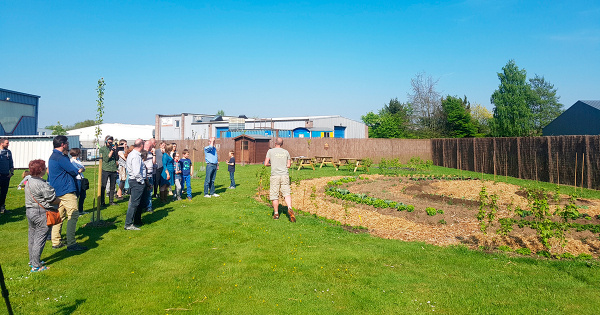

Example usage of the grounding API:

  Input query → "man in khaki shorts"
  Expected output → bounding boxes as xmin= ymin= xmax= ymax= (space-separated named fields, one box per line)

xmin=264 ymin=137 xmax=295 ymax=222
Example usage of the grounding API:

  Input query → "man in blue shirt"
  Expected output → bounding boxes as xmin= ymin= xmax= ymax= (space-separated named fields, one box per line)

xmin=48 ymin=136 xmax=87 ymax=251
xmin=203 ymin=137 xmax=219 ymax=198
xmin=0 ymin=137 xmax=14 ymax=214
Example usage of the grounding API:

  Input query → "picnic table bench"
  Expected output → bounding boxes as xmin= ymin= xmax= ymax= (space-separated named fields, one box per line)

xmin=314 ymin=156 xmax=335 ymax=168
xmin=292 ymin=156 xmax=315 ymax=171
xmin=335 ymin=158 xmax=369 ymax=172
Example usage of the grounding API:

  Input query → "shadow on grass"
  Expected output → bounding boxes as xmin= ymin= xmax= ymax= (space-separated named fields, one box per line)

xmin=53 ymin=298 xmax=86 ymax=315
xmin=142 ymin=206 xmax=173 ymax=225
xmin=0 ymin=205 xmax=26 ymax=224
xmin=43 ymin=216 xmax=119 ymax=264
xmin=274 ymin=204 xmax=295 ymax=222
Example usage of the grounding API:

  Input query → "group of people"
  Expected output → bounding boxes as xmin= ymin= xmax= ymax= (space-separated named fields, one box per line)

xmin=14 ymin=133 xmax=294 ymax=273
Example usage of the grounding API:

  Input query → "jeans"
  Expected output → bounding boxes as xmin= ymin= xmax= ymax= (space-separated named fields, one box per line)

xmin=229 ymin=171 xmax=235 ymax=188
xmin=204 ymin=163 xmax=217 ymax=195
xmin=76 ymin=179 xmax=87 ymax=212
xmin=182 ymin=175 xmax=191 ymax=197
xmin=125 ymin=179 xmax=149 ymax=226
xmin=154 ymin=167 xmax=163 ymax=196
xmin=146 ymin=176 xmax=154 ymax=210
xmin=174 ymin=175 xmax=182 ymax=199
xmin=101 ymin=171 xmax=118 ymax=204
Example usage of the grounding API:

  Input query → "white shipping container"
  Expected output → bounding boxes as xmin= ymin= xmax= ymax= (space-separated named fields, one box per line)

xmin=5 ymin=135 xmax=80 ymax=169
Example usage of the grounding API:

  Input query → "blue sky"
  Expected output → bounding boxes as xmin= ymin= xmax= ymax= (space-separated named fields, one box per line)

xmin=2 ymin=0 xmax=599 ymax=128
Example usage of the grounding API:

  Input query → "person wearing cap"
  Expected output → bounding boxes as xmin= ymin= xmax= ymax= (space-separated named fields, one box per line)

xmin=99 ymin=135 xmax=119 ymax=206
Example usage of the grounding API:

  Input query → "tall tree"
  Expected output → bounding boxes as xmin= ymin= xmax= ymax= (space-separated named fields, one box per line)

xmin=528 ymin=74 xmax=563 ymax=135
xmin=490 ymin=60 xmax=533 ymax=137
xmin=216 ymin=110 xmax=225 ymax=116
xmin=441 ymin=96 xmax=477 ymax=138
xmin=407 ymin=72 xmax=443 ymax=136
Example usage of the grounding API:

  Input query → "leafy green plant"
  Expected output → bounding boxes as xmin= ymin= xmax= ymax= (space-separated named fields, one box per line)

xmin=560 ymin=252 xmax=576 ymax=259
xmin=498 ymin=245 xmax=513 ymax=252
xmin=553 ymin=185 xmax=561 ymax=203
xmin=438 ymin=219 xmax=447 ymax=225
xmin=537 ymin=250 xmax=552 ymax=258
xmin=362 ymin=158 xmax=373 ymax=168
xmin=554 ymin=194 xmax=581 ymax=222
xmin=515 ymin=248 xmax=532 ymax=255
xmin=497 ymin=218 xmax=514 ymax=235
xmin=426 ymin=207 xmax=437 ymax=216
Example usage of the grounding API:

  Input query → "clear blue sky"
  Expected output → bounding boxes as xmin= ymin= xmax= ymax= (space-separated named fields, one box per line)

xmin=2 ymin=0 xmax=599 ymax=128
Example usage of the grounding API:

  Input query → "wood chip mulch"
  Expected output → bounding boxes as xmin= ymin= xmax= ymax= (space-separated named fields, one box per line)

xmin=288 ymin=175 xmax=600 ymax=258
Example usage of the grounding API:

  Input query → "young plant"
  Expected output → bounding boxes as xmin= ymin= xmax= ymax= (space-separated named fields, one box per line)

xmin=426 ymin=207 xmax=437 ymax=216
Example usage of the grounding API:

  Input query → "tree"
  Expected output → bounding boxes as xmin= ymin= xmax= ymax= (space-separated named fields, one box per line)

xmin=441 ymin=96 xmax=477 ymax=138
xmin=216 ymin=110 xmax=225 ymax=116
xmin=470 ymin=103 xmax=492 ymax=136
xmin=407 ymin=72 xmax=443 ymax=136
xmin=361 ymin=98 xmax=411 ymax=138
xmin=46 ymin=121 xmax=67 ymax=135
xmin=528 ymin=75 xmax=563 ymax=135
xmin=490 ymin=60 xmax=533 ymax=137
xmin=70 ymin=119 xmax=97 ymax=130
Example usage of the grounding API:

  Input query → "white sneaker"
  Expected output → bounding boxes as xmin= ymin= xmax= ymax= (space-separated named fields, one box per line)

xmin=204 ymin=194 xmax=211 ymax=198
xmin=211 ymin=194 xmax=220 ymax=197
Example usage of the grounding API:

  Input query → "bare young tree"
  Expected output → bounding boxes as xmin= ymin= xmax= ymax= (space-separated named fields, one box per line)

xmin=407 ymin=72 xmax=443 ymax=135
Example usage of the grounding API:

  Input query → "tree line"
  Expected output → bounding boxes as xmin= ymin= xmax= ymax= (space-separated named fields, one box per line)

xmin=362 ymin=60 xmax=563 ymax=138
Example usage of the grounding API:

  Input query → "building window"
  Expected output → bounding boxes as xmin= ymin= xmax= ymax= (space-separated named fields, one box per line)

xmin=323 ymin=132 xmax=330 ymax=138
xmin=241 ymin=140 xmax=249 ymax=150
xmin=175 ymin=120 xmax=180 ymax=128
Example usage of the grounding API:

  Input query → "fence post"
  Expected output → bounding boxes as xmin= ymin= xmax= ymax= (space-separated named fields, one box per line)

xmin=473 ymin=138 xmax=477 ymax=174
xmin=517 ymin=138 xmax=522 ymax=179
xmin=547 ymin=137 xmax=553 ymax=184
xmin=456 ymin=138 xmax=460 ymax=170
xmin=586 ymin=136 xmax=592 ymax=189
xmin=493 ymin=138 xmax=497 ymax=177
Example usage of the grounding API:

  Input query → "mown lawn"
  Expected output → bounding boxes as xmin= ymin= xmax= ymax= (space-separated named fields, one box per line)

xmin=0 ymin=163 xmax=599 ymax=314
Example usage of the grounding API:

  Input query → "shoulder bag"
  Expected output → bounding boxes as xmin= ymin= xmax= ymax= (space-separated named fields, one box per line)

xmin=30 ymin=192 xmax=62 ymax=226
xmin=81 ymin=177 xmax=90 ymax=190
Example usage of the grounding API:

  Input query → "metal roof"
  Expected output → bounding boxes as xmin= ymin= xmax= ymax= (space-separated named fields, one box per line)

xmin=0 ymin=88 xmax=41 ymax=99
xmin=580 ymin=100 xmax=600 ymax=110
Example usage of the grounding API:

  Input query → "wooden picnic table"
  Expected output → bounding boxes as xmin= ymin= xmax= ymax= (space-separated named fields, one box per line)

xmin=314 ymin=156 xmax=335 ymax=168
xmin=335 ymin=158 xmax=368 ymax=172
xmin=293 ymin=157 xmax=315 ymax=171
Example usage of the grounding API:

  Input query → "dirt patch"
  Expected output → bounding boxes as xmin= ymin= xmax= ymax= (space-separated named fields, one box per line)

xmin=290 ymin=175 xmax=600 ymax=258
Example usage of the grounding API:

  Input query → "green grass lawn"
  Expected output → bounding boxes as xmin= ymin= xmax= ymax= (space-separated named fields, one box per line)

xmin=1 ymin=163 xmax=599 ymax=314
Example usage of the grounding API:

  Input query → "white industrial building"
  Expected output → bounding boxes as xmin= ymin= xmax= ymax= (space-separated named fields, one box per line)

xmin=67 ymin=123 xmax=155 ymax=148
xmin=155 ymin=114 xmax=368 ymax=140
xmin=3 ymin=135 xmax=80 ymax=169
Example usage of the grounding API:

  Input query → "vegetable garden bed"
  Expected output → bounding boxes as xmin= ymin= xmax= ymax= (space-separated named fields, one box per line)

xmin=290 ymin=175 xmax=600 ymax=259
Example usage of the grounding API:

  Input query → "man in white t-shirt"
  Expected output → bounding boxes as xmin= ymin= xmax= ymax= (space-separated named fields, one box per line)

xmin=264 ymin=137 xmax=295 ymax=222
